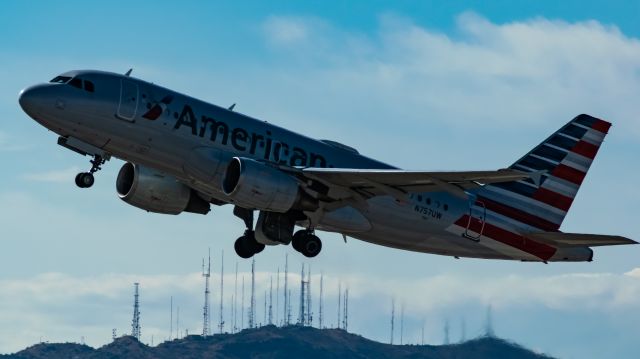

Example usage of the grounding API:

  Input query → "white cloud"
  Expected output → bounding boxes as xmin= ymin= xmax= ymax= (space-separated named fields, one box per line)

xmin=255 ymin=13 xmax=640 ymax=139
xmin=22 ymin=166 xmax=82 ymax=183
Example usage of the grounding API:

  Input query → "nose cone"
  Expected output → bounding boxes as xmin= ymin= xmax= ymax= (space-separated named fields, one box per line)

xmin=19 ymin=84 xmax=47 ymax=118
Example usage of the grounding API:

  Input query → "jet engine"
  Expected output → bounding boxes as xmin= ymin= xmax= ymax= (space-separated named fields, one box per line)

xmin=116 ymin=162 xmax=210 ymax=215
xmin=222 ymin=157 xmax=317 ymax=213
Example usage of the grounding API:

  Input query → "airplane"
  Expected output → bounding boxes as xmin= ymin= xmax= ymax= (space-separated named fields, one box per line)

xmin=18 ymin=69 xmax=636 ymax=261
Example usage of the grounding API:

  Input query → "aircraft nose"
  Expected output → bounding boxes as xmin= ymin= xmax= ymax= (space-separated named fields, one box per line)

xmin=18 ymin=84 xmax=47 ymax=116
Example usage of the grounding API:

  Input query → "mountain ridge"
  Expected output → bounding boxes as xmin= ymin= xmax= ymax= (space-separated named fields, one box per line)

xmin=2 ymin=325 xmax=556 ymax=359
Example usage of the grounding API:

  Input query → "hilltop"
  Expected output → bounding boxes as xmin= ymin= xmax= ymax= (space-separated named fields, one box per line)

xmin=2 ymin=325 xmax=555 ymax=359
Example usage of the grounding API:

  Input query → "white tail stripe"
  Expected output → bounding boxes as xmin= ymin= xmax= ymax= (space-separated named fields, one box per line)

xmin=542 ymin=177 xmax=578 ymax=198
xmin=582 ymin=128 xmax=607 ymax=146
xmin=562 ymin=152 xmax=592 ymax=173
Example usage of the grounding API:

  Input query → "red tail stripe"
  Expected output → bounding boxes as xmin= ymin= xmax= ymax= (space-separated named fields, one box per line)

xmin=454 ymin=216 xmax=557 ymax=261
xmin=477 ymin=196 xmax=560 ymax=231
xmin=552 ymin=164 xmax=586 ymax=185
xmin=592 ymin=119 xmax=611 ymax=134
xmin=533 ymin=188 xmax=573 ymax=212
xmin=571 ymin=140 xmax=599 ymax=159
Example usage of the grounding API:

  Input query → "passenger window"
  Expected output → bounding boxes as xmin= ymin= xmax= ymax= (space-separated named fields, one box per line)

xmin=69 ymin=78 xmax=82 ymax=89
xmin=417 ymin=195 xmax=423 ymax=202
xmin=84 ymin=81 xmax=95 ymax=92
xmin=426 ymin=198 xmax=431 ymax=205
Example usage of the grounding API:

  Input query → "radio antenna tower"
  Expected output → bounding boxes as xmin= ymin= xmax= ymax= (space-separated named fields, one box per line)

xmin=131 ymin=282 xmax=141 ymax=340
xmin=249 ymin=258 xmax=256 ymax=328
xmin=342 ymin=288 xmax=349 ymax=331
xmin=219 ymin=250 xmax=225 ymax=334
xmin=241 ymin=276 xmax=245 ymax=330
xmin=443 ymin=319 xmax=450 ymax=345
xmin=268 ymin=276 xmax=273 ymax=325
xmin=390 ymin=298 xmax=395 ymax=344
xmin=318 ymin=273 xmax=324 ymax=329
xmin=306 ymin=267 xmax=312 ymax=326
xmin=275 ymin=268 xmax=280 ymax=326
xmin=283 ymin=255 xmax=289 ymax=326
xmin=170 ymin=296 xmax=173 ymax=340
xmin=337 ymin=282 xmax=342 ymax=329
xmin=287 ymin=289 xmax=292 ymax=326
xmin=485 ymin=305 xmax=495 ymax=337
xmin=400 ymin=303 xmax=404 ymax=345
xmin=202 ymin=248 xmax=211 ymax=337
xmin=264 ymin=291 xmax=267 ymax=325
xmin=298 ymin=264 xmax=306 ymax=325
xmin=233 ymin=262 xmax=238 ymax=332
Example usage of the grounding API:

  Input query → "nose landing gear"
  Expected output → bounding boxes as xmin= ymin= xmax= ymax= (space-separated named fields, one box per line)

xmin=75 ymin=154 xmax=106 ymax=188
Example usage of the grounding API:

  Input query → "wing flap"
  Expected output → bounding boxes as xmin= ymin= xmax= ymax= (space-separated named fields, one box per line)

xmin=527 ymin=232 xmax=637 ymax=248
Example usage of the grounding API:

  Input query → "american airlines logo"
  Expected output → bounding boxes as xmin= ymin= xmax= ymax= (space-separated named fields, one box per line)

xmin=172 ymin=104 xmax=330 ymax=168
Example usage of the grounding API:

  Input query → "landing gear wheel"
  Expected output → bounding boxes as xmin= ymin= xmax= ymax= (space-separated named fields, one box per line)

xmin=75 ymin=172 xmax=95 ymax=188
xmin=246 ymin=230 xmax=265 ymax=254
xmin=234 ymin=236 xmax=254 ymax=259
xmin=74 ymin=154 xmax=106 ymax=188
xmin=301 ymin=235 xmax=322 ymax=258
xmin=292 ymin=230 xmax=322 ymax=258
xmin=233 ymin=231 xmax=266 ymax=259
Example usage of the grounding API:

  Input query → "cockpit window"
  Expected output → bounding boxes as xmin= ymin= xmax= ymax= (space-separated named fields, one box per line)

xmin=84 ymin=80 xmax=95 ymax=92
xmin=50 ymin=76 xmax=71 ymax=83
xmin=69 ymin=78 xmax=82 ymax=89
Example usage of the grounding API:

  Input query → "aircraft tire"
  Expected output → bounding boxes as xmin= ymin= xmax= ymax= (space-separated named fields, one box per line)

xmin=234 ymin=236 xmax=254 ymax=259
xmin=75 ymin=172 xmax=94 ymax=188
xmin=291 ymin=230 xmax=307 ymax=252
xmin=300 ymin=234 xmax=322 ymax=258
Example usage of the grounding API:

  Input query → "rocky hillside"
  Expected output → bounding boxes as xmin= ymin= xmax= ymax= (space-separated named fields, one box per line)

xmin=2 ymin=325 xmax=555 ymax=359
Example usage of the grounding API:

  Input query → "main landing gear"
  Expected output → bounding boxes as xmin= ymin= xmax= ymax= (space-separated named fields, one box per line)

xmin=75 ymin=154 xmax=105 ymax=188
xmin=233 ymin=206 xmax=266 ymax=259
xmin=232 ymin=207 xmax=323 ymax=259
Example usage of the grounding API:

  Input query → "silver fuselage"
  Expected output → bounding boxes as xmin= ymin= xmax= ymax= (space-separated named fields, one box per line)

xmin=19 ymin=70 xmax=590 ymax=262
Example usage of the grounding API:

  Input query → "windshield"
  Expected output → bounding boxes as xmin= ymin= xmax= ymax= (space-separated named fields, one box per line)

xmin=50 ymin=76 xmax=71 ymax=84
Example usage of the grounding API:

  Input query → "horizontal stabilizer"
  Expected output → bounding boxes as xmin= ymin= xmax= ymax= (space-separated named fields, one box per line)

xmin=527 ymin=232 xmax=637 ymax=248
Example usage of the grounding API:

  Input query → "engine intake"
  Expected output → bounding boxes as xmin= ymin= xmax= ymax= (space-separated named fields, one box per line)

xmin=116 ymin=162 xmax=210 ymax=215
xmin=222 ymin=157 xmax=317 ymax=213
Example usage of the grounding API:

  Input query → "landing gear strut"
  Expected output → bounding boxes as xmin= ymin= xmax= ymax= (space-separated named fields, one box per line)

xmin=232 ymin=206 xmax=265 ymax=258
xmin=75 ymin=155 xmax=106 ymax=188
xmin=292 ymin=229 xmax=322 ymax=258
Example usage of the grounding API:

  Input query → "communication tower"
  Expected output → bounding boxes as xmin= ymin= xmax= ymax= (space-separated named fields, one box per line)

xmin=131 ymin=282 xmax=141 ymax=340
xmin=202 ymin=249 xmax=211 ymax=337
xmin=318 ymin=273 xmax=324 ymax=329
xmin=249 ymin=258 xmax=256 ymax=328
xmin=219 ymin=250 xmax=225 ymax=333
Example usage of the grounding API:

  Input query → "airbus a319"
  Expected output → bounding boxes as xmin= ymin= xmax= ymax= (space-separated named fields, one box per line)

xmin=18 ymin=69 xmax=636 ymax=261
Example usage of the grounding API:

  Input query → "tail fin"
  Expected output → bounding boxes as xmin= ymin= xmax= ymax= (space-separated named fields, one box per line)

xmin=478 ymin=114 xmax=610 ymax=231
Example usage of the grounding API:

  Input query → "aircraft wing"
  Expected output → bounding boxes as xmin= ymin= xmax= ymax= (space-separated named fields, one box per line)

xmin=526 ymin=232 xmax=637 ymax=247
xmin=297 ymin=168 xmax=535 ymax=201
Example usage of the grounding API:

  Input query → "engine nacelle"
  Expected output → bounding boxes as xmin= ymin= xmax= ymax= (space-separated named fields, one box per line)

xmin=116 ymin=162 xmax=210 ymax=215
xmin=222 ymin=157 xmax=317 ymax=213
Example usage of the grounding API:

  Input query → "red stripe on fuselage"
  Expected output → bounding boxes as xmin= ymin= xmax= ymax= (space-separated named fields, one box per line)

xmin=477 ymin=196 xmax=560 ymax=231
xmin=454 ymin=216 xmax=557 ymax=261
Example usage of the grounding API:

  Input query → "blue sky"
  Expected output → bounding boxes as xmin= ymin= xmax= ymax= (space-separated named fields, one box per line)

xmin=1 ymin=1 xmax=640 ymax=358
